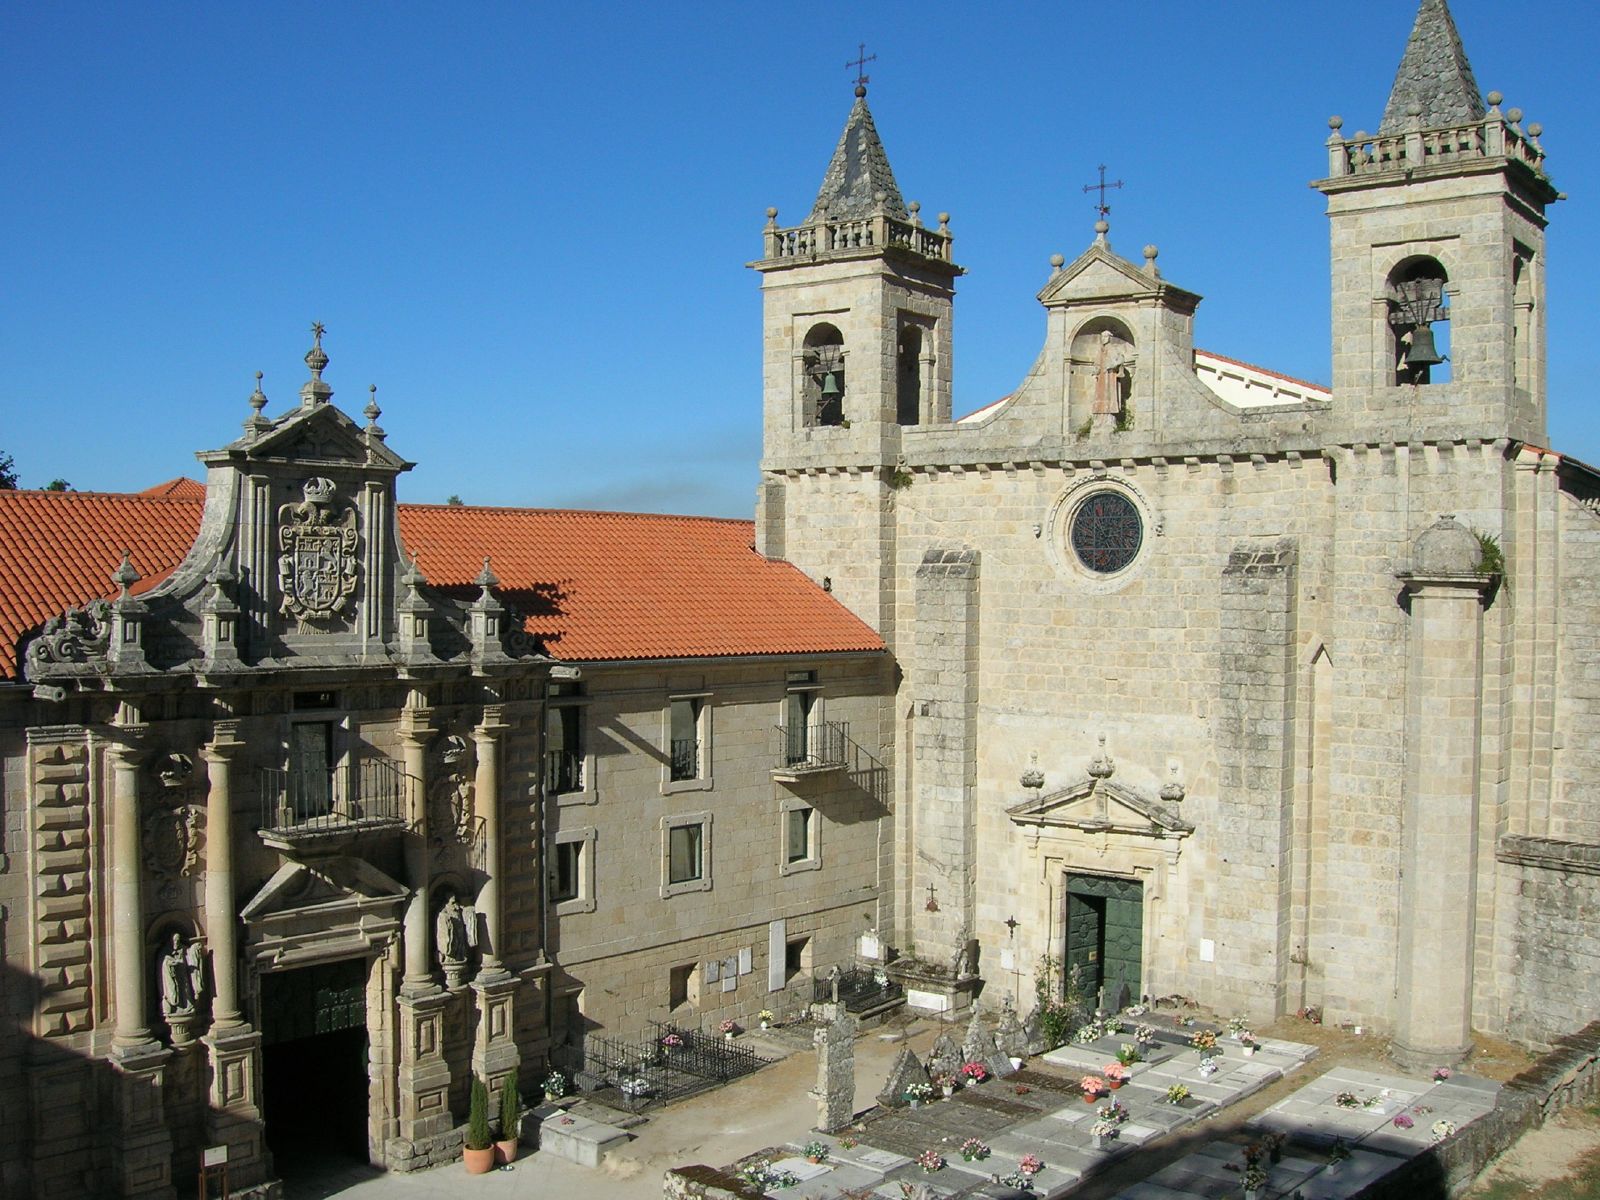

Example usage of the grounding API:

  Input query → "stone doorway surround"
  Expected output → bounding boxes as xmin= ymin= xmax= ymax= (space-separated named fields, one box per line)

xmin=1006 ymin=771 xmax=1191 ymax=1004
xmin=240 ymin=856 xmax=408 ymax=1164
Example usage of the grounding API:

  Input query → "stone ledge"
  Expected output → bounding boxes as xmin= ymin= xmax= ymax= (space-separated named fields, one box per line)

xmin=1496 ymin=835 xmax=1600 ymax=875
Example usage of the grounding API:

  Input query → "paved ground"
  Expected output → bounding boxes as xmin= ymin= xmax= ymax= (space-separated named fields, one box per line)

xmin=283 ymin=1021 xmax=945 ymax=1199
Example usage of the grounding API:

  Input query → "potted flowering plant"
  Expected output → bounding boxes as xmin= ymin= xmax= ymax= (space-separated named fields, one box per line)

xmin=1240 ymin=1034 xmax=1258 ymax=1057
xmin=719 ymin=1017 xmax=739 ymax=1040
xmin=757 ymin=1009 xmax=775 ymax=1030
xmin=1433 ymin=1066 xmax=1452 ymax=1081
xmin=1165 ymin=1083 xmax=1190 ymax=1105
xmin=959 ymin=1061 xmax=989 ymax=1086
xmin=801 ymin=1139 xmax=830 ymax=1164
xmin=542 ymin=1069 xmax=567 ymax=1102
xmin=1018 ymin=1153 xmax=1045 ymax=1180
xmin=1242 ymin=1161 xmax=1269 ymax=1198
xmin=903 ymin=1081 xmax=933 ymax=1108
xmin=1103 ymin=1062 xmax=1129 ymax=1088
xmin=959 ymin=1137 xmax=990 ymax=1162
xmin=1116 ymin=1042 xmax=1142 ymax=1066
xmin=1089 ymin=1119 xmax=1119 ymax=1149
xmin=1080 ymin=1074 xmax=1108 ymax=1101
xmin=914 ymin=1148 xmax=945 ymax=1173
xmin=934 ymin=1073 xmax=955 ymax=1097
xmin=1189 ymin=1029 xmax=1219 ymax=1057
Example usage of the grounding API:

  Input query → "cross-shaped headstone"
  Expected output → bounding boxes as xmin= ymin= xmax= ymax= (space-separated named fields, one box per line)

xmin=847 ymin=43 xmax=876 ymax=90
xmin=1083 ymin=164 xmax=1124 ymax=219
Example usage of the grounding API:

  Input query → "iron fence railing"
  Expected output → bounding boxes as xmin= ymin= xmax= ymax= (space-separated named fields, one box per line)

xmin=584 ymin=1021 xmax=774 ymax=1110
xmin=669 ymin=738 xmax=699 ymax=782
xmin=813 ymin=965 xmax=904 ymax=1014
xmin=259 ymin=757 xmax=409 ymax=834
xmin=545 ymin=749 xmax=584 ymax=795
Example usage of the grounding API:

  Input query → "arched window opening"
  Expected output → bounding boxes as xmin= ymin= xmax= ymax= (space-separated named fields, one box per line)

xmin=1388 ymin=257 xmax=1451 ymax=385
xmin=896 ymin=325 xmax=923 ymax=426
xmin=802 ymin=324 xmax=845 ymax=427
xmin=1512 ymin=249 xmax=1534 ymax=392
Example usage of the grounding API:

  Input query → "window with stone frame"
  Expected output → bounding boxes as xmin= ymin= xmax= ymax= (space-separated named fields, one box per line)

xmin=661 ymin=812 xmax=713 ymax=897
xmin=552 ymin=841 xmax=581 ymax=902
xmin=545 ymin=685 xmax=587 ymax=797
xmin=550 ymin=824 xmax=596 ymax=913
xmin=664 ymin=693 xmax=712 ymax=791
xmin=780 ymin=797 xmax=820 ymax=875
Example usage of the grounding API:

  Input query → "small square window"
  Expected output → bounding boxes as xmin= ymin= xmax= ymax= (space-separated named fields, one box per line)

xmin=785 ymin=936 xmax=810 ymax=983
xmin=786 ymin=807 xmax=812 ymax=864
xmin=669 ymin=823 xmax=703 ymax=884
xmin=669 ymin=963 xmax=696 ymax=1010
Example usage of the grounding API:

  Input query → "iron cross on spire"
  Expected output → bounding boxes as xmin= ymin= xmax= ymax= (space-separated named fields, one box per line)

xmin=847 ymin=43 xmax=876 ymax=91
xmin=1083 ymin=164 xmax=1124 ymax=219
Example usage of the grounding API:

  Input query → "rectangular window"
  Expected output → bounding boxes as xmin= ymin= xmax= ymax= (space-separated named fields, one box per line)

xmin=552 ymin=841 xmax=581 ymax=902
xmin=786 ymin=806 xmax=812 ymax=864
xmin=783 ymin=690 xmax=815 ymax=766
xmin=668 ymin=823 xmax=703 ymax=884
xmin=289 ymin=721 xmax=335 ymax=820
xmin=669 ymin=698 xmax=700 ymax=782
xmin=785 ymin=936 xmax=810 ymax=983
xmin=545 ymin=705 xmax=583 ymax=794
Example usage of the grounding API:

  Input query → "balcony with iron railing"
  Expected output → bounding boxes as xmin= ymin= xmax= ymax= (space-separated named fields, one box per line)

xmin=258 ymin=756 xmax=410 ymax=849
xmin=772 ymin=721 xmax=850 ymax=782
xmin=669 ymin=738 xmax=700 ymax=783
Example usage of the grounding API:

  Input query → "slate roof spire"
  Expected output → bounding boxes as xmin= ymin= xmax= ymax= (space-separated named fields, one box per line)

xmin=1379 ymin=0 xmax=1485 ymax=133
xmin=807 ymin=82 xmax=909 ymax=223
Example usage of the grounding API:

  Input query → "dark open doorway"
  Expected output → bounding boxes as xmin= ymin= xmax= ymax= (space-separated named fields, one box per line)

xmin=260 ymin=958 xmax=370 ymax=1173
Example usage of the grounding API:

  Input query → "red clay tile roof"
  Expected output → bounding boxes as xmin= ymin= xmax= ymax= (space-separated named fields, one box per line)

xmin=0 ymin=485 xmax=883 ymax=678
xmin=139 ymin=477 xmax=207 ymax=499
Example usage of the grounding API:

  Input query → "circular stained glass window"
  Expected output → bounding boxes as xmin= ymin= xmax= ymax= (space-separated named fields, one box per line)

xmin=1070 ymin=491 xmax=1143 ymax=574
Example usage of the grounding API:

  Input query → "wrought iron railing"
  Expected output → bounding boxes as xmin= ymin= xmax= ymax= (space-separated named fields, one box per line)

xmin=669 ymin=738 xmax=699 ymax=782
xmin=545 ymin=749 xmax=584 ymax=795
xmin=776 ymin=720 xmax=849 ymax=771
xmin=584 ymin=1021 xmax=775 ymax=1110
xmin=259 ymin=757 xmax=409 ymax=834
xmin=813 ymin=965 xmax=903 ymax=1015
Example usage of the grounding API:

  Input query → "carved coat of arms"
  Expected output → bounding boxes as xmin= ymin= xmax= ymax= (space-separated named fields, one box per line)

xmin=277 ymin=477 xmax=359 ymax=623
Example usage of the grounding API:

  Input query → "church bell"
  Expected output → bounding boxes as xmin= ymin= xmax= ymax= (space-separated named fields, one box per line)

xmin=819 ymin=370 xmax=842 ymax=399
xmin=1404 ymin=325 xmax=1445 ymax=369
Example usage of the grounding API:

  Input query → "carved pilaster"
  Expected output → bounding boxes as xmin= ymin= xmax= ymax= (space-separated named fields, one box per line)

xmin=202 ymin=1025 xmax=271 ymax=1189
xmin=471 ymin=972 xmax=520 ymax=1109
xmin=110 ymin=1044 xmax=177 ymax=1199
xmin=473 ymin=709 xmax=509 ymax=973
xmin=108 ymin=734 xmax=161 ymax=1056
xmin=398 ymin=694 xmax=435 ymax=997
xmin=393 ymin=988 xmax=452 ymax=1147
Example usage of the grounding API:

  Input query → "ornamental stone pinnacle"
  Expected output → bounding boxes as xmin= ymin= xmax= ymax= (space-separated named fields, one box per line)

xmin=300 ymin=321 xmax=333 ymax=408
xmin=1379 ymin=0 xmax=1485 ymax=134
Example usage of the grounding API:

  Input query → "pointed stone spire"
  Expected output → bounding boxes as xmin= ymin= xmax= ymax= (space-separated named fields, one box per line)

xmin=299 ymin=321 xmax=333 ymax=408
xmin=1379 ymin=0 xmax=1485 ymax=134
xmin=808 ymin=84 xmax=909 ymax=223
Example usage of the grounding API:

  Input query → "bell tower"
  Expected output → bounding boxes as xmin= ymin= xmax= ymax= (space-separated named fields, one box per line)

xmin=751 ymin=78 xmax=963 ymax=477
xmin=1313 ymin=0 xmax=1559 ymax=444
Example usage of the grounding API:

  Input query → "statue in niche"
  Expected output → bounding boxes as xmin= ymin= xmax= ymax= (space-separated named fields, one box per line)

xmin=1092 ymin=329 xmax=1133 ymax=416
xmin=428 ymin=733 xmax=475 ymax=845
xmin=158 ymin=930 xmax=206 ymax=1017
xmin=435 ymin=892 xmax=478 ymax=967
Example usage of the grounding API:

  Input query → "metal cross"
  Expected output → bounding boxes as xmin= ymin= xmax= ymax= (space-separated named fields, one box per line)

xmin=1083 ymin=164 xmax=1124 ymax=219
xmin=847 ymin=43 xmax=876 ymax=89
xmin=1005 ymin=915 xmax=1020 ymax=938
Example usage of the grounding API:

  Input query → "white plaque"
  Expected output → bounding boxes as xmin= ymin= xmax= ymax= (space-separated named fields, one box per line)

xmin=1000 ymin=947 xmax=1015 ymax=971
xmin=859 ymin=933 xmax=881 ymax=960
xmin=1200 ymin=938 xmax=1215 ymax=963
xmin=738 ymin=946 xmax=752 ymax=975
xmin=203 ymin=1145 xmax=228 ymax=1167
xmin=706 ymin=959 xmax=720 ymax=982
xmin=721 ymin=972 xmax=736 ymax=993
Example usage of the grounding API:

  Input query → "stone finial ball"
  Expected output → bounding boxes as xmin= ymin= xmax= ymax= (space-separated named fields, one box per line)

xmin=766 ymin=207 xmax=778 ymax=219
xmin=874 ymin=190 xmax=887 ymax=203
xmin=1529 ymin=123 xmax=1543 ymax=137
xmin=1050 ymin=253 xmax=1065 ymax=268
xmin=1508 ymin=108 xmax=1523 ymax=123
xmin=1487 ymin=90 xmax=1504 ymax=107
xmin=1143 ymin=244 xmax=1159 ymax=260
xmin=1353 ymin=131 xmax=1368 ymax=142
xmin=1329 ymin=115 xmax=1343 ymax=130
xmin=1412 ymin=514 xmax=1482 ymax=575
xmin=909 ymin=200 xmax=921 ymax=213
xmin=1094 ymin=219 xmax=1109 ymax=235
xmin=938 ymin=212 xmax=950 ymax=224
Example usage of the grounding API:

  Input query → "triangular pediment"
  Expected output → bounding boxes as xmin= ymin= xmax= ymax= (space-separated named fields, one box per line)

xmin=227 ymin=403 xmax=409 ymax=472
xmin=241 ymin=856 xmax=408 ymax=923
xmin=1038 ymin=243 xmax=1201 ymax=312
xmin=1007 ymin=777 xmax=1192 ymax=837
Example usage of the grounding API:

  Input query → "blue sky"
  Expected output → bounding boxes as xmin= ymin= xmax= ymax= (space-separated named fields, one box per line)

xmin=3 ymin=1 xmax=1597 ymax=516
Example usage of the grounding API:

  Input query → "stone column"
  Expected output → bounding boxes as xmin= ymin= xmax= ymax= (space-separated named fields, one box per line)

xmin=1393 ymin=516 xmax=1494 ymax=1068
xmin=199 ymin=722 xmax=269 ymax=1187
xmin=471 ymin=708 xmax=521 ymax=1116
xmin=106 ymin=730 xmax=177 ymax=1197
xmin=810 ymin=1002 xmax=857 ymax=1132
xmin=392 ymin=693 xmax=453 ymax=1156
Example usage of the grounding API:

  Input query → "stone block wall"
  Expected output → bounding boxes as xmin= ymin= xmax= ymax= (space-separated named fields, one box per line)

xmin=1497 ymin=838 xmax=1600 ymax=1048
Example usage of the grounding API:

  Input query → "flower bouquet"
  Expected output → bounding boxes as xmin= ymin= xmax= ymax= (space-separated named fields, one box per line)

xmin=1165 ymin=1083 xmax=1190 ymax=1104
xmin=757 ymin=1009 xmax=775 ymax=1029
xmin=542 ymin=1070 xmax=568 ymax=1099
xmin=801 ymin=1139 xmax=829 ymax=1164
xmin=903 ymin=1081 xmax=933 ymax=1105
xmin=914 ymin=1148 xmax=946 ymax=1173
xmin=1089 ymin=1119 xmax=1120 ymax=1144
xmin=959 ymin=1060 xmax=989 ymax=1085
xmin=719 ymin=1017 xmax=739 ymax=1039
xmin=1019 ymin=1153 xmax=1045 ymax=1178
xmin=959 ymin=1137 xmax=990 ymax=1162
xmin=1431 ymin=1119 xmax=1457 ymax=1142
xmin=1189 ymin=1029 xmax=1219 ymax=1056
xmin=1393 ymin=1113 xmax=1415 ymax=1129
xmin=1096 ymin=1099 xmax=1127 ymax=1124
xmin=1433 ymin=1066 xmax=1452 ymax=1081
xmin=660 ymin=1032 xmax=683 ymax=1049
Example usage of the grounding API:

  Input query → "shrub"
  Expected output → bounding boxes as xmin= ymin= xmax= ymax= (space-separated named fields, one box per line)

xmin=466 ymin=1075 xmax=492 ymax=1151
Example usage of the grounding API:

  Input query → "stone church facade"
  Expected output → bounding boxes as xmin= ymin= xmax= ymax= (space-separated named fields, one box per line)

xmin=754 ymin=0 xmax=1596 ymax=1070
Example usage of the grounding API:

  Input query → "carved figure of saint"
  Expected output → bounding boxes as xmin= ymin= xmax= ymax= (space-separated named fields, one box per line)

xmin=158 ymin=931 xmax=205 ymax=1016
xmin=1092 ymin=330 xmax=1131 ymax=416
xmin=436 ymin=894 xmax=468 ymax=965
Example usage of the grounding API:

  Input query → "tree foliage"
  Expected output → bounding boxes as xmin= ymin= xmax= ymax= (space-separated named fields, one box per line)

xmin=0 ymin=451 xmax=16 ymax=490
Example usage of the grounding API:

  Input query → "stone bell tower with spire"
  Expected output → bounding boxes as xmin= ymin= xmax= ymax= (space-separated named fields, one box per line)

xmin=750 ymin=70 xmax=962 ymax=638
xmin=1313 ymin=0 xmax=1559 ymax=445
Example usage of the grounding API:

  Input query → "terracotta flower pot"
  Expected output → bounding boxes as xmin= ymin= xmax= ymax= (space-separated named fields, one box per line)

xmin=1084 ymin=1093 xmax=1100 ymax=1103
xmin=1108 ymin=1079 xmax=1123 ymax=1089
xmin=495 ymin=1138 xmax=518 ymax=1165
xmin=463 ymin=1146 xmax=496 ymax=1174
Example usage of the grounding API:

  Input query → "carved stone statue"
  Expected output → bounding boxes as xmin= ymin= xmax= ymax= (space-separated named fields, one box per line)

xmin=158 ymin=931 xmax=206 ymax=1017
xmin=1092 ymin=329 xmax=1133 ymax=416
xmin=436 ymin=894 xmax=468 ymax=965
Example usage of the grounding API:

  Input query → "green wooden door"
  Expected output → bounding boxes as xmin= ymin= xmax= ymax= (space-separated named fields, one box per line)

xmin=1066 ymin=875 xmax=1143 ymax=1004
